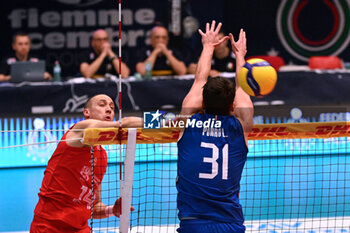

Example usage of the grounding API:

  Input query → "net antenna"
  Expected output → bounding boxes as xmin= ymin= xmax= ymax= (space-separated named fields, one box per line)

xmin=117 ymin=0 xmax=123 ymax=218
xmin=118 ymin=0 xmax=122 ymax=121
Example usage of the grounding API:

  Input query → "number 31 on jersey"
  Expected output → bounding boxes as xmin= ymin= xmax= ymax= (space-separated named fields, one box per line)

xmin=199 ymin=142 xmax=228 ymax=180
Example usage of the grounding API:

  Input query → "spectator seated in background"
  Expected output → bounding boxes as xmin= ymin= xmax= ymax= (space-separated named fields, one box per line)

xmin=135 ymin=25 xmax=187 ymax=77
xmin=187 ymin=30 xmax=235 ymax=76
xmin=0 ymin=32 xmax=52 ymax=82
xmin=79 ymin=29 xmax=130 ymax=79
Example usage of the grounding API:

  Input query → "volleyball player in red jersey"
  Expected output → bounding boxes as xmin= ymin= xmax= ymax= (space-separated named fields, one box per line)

xmin=30 ymin=94 xmax=142 ymax=233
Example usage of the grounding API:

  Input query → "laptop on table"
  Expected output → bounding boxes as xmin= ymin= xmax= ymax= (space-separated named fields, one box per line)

xmin=10 ymin=61 xmax=46 ymax=83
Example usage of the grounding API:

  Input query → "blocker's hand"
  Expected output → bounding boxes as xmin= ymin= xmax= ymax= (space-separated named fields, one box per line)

xmin=198 ymin=20 xmax=229 ymax=48
xmin=229 ymin=29 xmax=247 ymax=58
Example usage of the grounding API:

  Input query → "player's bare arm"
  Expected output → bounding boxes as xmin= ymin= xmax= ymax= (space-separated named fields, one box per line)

xmin=66 ymin=117 xmax=142 ymax=147
xmin=181 ymin=20 xmax=229 ymax=116
xmin=230 ymin=29 xmax=254 ymax=142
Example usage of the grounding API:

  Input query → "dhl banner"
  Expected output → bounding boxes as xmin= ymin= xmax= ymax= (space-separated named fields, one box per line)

xmin=83 ymin=127 xmax=181 ymax=145
xmin=248 ymin=121 xmax=350 ymax=140
xmin=83 ymin=122 xmax=350 ymax=146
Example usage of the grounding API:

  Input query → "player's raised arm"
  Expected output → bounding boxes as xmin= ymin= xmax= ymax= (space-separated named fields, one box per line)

xmin=181 ymin=20 xmax=229 ymax=116
xmin=66 ymin=117 xmax=142 ymax=148
xmin=75 ymin=117 xmax=143 ymax=130
xmin=230 ymin=29 xmax=254 ymax=138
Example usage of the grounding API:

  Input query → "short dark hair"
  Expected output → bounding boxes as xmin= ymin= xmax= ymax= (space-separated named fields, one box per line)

xmin=202 ymin=76 xmax=235 ymax=115
xmin=12 ymin=32 xmax=29 ymax=43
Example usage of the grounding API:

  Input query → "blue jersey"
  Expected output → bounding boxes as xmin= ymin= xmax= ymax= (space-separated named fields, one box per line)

xmin=177 ymin=113 xmax=248 ymax=224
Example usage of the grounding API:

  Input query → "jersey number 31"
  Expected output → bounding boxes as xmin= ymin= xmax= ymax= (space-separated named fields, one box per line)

xmin=199 ymin=142 xmax=228 ymax=180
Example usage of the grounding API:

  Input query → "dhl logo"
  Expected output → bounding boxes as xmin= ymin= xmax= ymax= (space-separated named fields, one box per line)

xmin=97 ymin=131 xmax=126 ymax=142
xmin=248 ymin=127 xmax=291 ymax=137
xmin=314 ymin=125 xmax=350 ymax=135
xmin=95 ymin=130 xmax=180 ymax=143
xmin=249 ymin=125 xmax=350 ymax=138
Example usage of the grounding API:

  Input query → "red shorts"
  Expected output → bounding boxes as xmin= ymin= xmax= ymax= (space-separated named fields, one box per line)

xmin=30 ymin=215 xmax=90 ymax=233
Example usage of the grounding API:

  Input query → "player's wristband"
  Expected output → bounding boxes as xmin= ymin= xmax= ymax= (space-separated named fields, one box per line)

xmin=105 ymin=205 xmax=114 ymax=217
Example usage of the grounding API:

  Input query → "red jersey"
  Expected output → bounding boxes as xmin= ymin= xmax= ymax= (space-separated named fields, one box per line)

xmin=33 ymin=128 xmax=107 ymax=230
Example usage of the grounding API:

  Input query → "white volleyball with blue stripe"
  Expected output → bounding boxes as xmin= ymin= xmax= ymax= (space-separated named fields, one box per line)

xmin=238 ymin=58 xmax=277 ymax=97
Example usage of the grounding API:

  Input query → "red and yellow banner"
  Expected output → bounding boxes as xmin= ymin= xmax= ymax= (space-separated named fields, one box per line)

xmin=248 ymin=121 xmax=350 ymax=140
xmin=83 ymin=122 xmax=350 ymax=146
xmin=83 ymin=127 xmax=180 ymax=146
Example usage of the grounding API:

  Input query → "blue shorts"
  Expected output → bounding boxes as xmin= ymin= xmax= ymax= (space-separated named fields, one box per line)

xmin=177 ymin=219 xmax=245 ymax=233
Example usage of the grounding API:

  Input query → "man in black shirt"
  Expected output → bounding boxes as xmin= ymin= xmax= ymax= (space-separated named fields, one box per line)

xmin=79 ymin=29 xmax=130 ymax=79
xmin=0 ymin=33 xmax=52 ymax=82
xmin=135 ymin=26 xmax=187 ymax=77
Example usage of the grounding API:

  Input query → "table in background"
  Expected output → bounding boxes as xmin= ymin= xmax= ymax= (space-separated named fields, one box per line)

xmin=0 ymin=71 xmax=350 ymax=116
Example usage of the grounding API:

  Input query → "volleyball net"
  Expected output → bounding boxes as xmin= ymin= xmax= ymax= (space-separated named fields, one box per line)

xmin=0 ymin=121 xmax=350 ymax=232
xmin=81 ymin=121 xmax=350 ymax=233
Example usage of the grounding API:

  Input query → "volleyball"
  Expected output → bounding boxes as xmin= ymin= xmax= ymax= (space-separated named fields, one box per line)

xmin=237 ymin=58 xmax=277 ymax=97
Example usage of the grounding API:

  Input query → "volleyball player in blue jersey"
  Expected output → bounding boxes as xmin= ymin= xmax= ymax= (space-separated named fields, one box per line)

xmin=176 ymin=21 xmax=254 ymax=233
